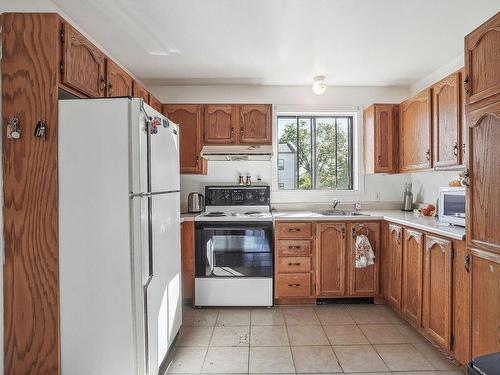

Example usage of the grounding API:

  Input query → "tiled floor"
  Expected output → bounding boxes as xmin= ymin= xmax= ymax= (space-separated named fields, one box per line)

xmin=164 ymin=304 xmax=463 ymax=374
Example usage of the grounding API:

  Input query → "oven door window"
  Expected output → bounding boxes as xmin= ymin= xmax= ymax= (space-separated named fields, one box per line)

xmin=443 ymin=194 xmax=466 ymax=218
xmin=196 ymin=224 xmax=273 ymax=277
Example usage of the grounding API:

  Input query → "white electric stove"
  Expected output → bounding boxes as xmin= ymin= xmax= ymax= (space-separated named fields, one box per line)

xmin=194 ymin=186 xmax=273 ymax=307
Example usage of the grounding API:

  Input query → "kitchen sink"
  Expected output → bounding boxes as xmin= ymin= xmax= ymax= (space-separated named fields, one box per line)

xmin=315 ymin=210 xmax=370 ymax=217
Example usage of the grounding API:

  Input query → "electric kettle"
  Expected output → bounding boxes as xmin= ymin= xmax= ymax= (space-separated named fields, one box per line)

xmin=187 ymin=192 xmax=204 ymax=213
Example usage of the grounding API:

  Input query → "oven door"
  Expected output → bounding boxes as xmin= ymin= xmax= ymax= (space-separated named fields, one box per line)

xmin=195 ymin=221 xmax=273 ymax=278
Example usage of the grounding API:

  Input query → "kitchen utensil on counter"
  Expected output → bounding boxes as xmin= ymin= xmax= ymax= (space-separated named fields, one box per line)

xmin=402 ymin=182 xmax=413 ymax=212
xmin=188 ymin=192 xmax=205 ymax=213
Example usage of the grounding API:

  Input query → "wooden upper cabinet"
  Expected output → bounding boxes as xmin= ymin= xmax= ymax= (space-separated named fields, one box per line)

xmin=466 ymin=101 xmax=500 ymax=254
xmin=464 ymin=12 xmax=500 ymax=106
xmin=432 ymin=72 xmax=462 ymax=170
xmin=133 ymin=81 xmax=150 ymax=103
xmin=348 ymin=222 xmax=380 ymax=296
xmin=60 ymin=22 xmax=106 ymax=97
xmin=239 ymin=104 xmax=272 ymax=144
xmin=422 ymin=235 xmax=452 ymax=349
xmin=163 ymin=104 xmax=207 ymax=174
xmin=399 ymin=89 xmax=432 ymax=172
xmin=149 ymin=95 xmax=162 ymax=113
xmin=470 ymin=250 xmax=500 ymax=357
xmin=316 ymin=223 xmax=347 ymax=296
xmin=387 ymin=223 xmax=403 ymax=309
xmin=401 ymin=228 xmax=424 ymax=327
xmin=105 ymin=59 xmax=132 ymax=97
xmin=364 ymin=104 xmax=399 ymax=174
xmin=204 ymin=104 xmax=237 ymax=144
xmin=459 ymin=68 xmax=467 ymax=164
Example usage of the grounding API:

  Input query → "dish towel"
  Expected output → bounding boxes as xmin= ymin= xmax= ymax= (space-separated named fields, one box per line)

xmin=354 ymin=234 xmax=375 ymax=268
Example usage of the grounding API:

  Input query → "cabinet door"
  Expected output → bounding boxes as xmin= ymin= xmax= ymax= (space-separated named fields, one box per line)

xmin=348 ymin=222 xmax=380 ymax=296
xmin=432 ymin=72 xmax=461 ymax=169
xmin=387 ymin=224 xmax=403 ymax=309
xmin=204 ymin=105 xmax=237 ymax=144
xmin=399 ymin=89 xmax=432 ymax=172
xmin=459 ymin=68 xmax=467 ymax=165
xmin=61 ymin=23 xmax=106 ymax=97
xmin=375 ymin=105 xmax=398 ymax=173
xmin=133 ymin=81 xmax=149 ymax=103
xmin=105 ymin=59 xmax=132 ymax=97
xmin=239 ymin=104 xmax=272 ymax=144
xmin=163 ymin=104 xmax=206 ymax=174
xmin=466 ymin=101 xmax=500 ymax=253
xmin=464 ymin=12 xmax=500 ymax=105
xmin=470 ymin=249 xmax=500 ymax=357
xmin=316 ymin=223 xmax=346 ymax=296
xmin=423 ymin=235 xmax=452 ymax=349
xmin=149 ymin=96 xmax=162 ymax=113
xmin=401 ymin=229 xmax=424 ymax=326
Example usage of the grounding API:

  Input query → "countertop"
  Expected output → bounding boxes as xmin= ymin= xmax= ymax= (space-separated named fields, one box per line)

xmin=273 ymin=210 xmax=466 ymax=240
xmin=180 ymin=212 xmax=198 ymax=223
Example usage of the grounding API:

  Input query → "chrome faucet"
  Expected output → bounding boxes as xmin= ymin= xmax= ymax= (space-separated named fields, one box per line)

xmin=332 ymin=199 xmax=340 ymax=210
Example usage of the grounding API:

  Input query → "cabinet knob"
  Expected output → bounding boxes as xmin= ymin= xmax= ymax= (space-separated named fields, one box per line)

xmin=288 ymin=228 xmax=301 ymax=232
xmin=464 ymin=75 xmax=470 ymax=96
xmin=464 ymin=254 xmax=471 ymax=272
xmin=453 ymin=143 xmax=458 ymax=157
xmin=288 ymin=245 xmax=301 ymax=249
xmin=426 ymin=149 xmax=431 ymax=161
xmin=287 ymin=283 xmax=301 ymax=288
xmin=288 ymin=262 xmax=301 ymax=266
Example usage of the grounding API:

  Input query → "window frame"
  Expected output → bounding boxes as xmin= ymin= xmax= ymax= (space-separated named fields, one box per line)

xmin=271 ymin=106 xmax=363 ymax=203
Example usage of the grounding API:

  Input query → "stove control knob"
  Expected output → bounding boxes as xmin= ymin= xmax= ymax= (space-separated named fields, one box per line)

xmin=259 ymin=196 xmax=266 ymax=202
xmin=246 ymin=192 xmax=253 ymax=200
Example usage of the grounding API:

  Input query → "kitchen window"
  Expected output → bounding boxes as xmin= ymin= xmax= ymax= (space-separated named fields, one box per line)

xmin=277 ymin=115 xmax=354 ymax=190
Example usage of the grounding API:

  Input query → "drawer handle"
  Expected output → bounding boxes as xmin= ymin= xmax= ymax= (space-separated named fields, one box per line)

xmin=288 ymin=245 xmax=301 ymax=249
xmin=287 ymin=283 xmax=301 ymax=288
xmin=287 ymin=262 xmax=301 ymax=266
xmin=288 ymin=228 xmax=301 ymax=232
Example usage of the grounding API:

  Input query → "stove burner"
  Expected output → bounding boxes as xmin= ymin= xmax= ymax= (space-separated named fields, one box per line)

xmin=204 ymin=211 xmax=227 ymax=217
xmin=244 ymin=211 xmax=264 ymax=215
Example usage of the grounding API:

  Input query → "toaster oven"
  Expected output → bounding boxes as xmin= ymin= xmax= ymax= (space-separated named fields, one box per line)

xmin=438 ymin=187 xmax=466 ymax=227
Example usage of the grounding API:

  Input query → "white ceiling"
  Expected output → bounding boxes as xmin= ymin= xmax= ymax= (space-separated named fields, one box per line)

xmin=51 ymin=0 xmax=498 ymax=87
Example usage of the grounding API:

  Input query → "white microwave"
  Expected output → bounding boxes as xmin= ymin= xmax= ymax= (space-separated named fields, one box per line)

xmin=439 ymin=187 xmax=466 ymax=227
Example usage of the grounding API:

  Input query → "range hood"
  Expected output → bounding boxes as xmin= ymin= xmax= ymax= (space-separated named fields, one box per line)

xmin=201 ymin=145 xmax=273 ymax=161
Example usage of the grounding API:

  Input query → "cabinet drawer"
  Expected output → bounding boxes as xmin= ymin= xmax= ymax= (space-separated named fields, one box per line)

xmin=276 ymin=240 xmax=312 ymax=256
xmin=276 ymin=273 xmax=311 ymax=298
xmin=277 ymin=257 xmax=311 ymax=273
xmin=276 ymin=222 xmax=312 ymax=239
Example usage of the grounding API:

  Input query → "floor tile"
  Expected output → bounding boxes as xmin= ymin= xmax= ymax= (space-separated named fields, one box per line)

xmin=333 ymin=344 xmax=389 ymax=373
xmin=287 ymin=325 xmax=329 ymax=346
xmin=250 ymin=325 xmax=289 ymax=346
xmin=176 ymin=326 xmax=214 ymax=347
xmin=202 ymin=347 xmax=249 ymax=373
xmin=323 ymin=325 xmax=369 ymax=345
xmin=374 ymin=344 xmax=435 ymax=371
xmin=391 ymin=371 xmax=462 ymax=375
xmin=359 ymin=324 xmax=422 ymax=344
xmin=251 ymin=308 xmax=285 ymax=326
xmin=210 ymin=326 xmax=249 ymax=347
xmin=183 ymin=308 xmax=219 ymax=327
xmin=249 ymin=346 xmax=295 ymax=373
xmin=413 ymin=342 xmax=460 ymax=370
xmin=315 ymin=306 xmax=356 ymax=325
xmin=216 ymin=309 xmax=251 ymax=326
xmin=346 ymin=305 xmax=402 ymax=324
xmin=283 ymin=307 xmax=320 ymax=325
xmin=291 ymin=346 xmax=342 ymax=373
xmin=166 ymin=347 xmax=207 ymax=373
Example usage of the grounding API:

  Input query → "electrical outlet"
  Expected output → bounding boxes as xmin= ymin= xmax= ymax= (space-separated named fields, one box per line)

xmin=375 ymin=192 xmax=381 ymax=201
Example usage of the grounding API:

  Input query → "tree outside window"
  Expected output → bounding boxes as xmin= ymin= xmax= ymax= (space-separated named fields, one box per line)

xmin=277 ymin=115 xmax=354 ymax=190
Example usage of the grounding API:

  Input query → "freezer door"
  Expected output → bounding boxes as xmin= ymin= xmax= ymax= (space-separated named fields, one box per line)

xmin=145 ymin=191 xmax=182 ymax=373
xmin=147 ymin=107 xmax=180 ymax=193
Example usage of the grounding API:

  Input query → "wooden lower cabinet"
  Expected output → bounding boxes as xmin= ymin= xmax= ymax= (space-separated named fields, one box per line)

xmin=348 ymin=222 xmax=380 ymax=296
xmin=470 ymin=249 xmax=500 ymax=357
xmin=276 ymin=273 xmax=312 ymax=298
xmin=387 ymin=223 xmax=403 ymax=309
xmin=422 ymin=235 xmax=453 ymax=349
xmin=401 ymin=228 xmax=424 ymax=326
xmin=181 ymin=221 xmax=195 ymax=302
xmin=316 ymin=223 xmax=347 ymax=296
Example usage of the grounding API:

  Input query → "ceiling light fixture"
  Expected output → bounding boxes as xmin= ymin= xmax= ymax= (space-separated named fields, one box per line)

xmin=312 ymin=75 xmax=327 ymax=95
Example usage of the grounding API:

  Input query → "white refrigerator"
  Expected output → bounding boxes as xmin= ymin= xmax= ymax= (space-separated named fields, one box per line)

xmin=58 ymin=98 xmax=182 ymax=375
